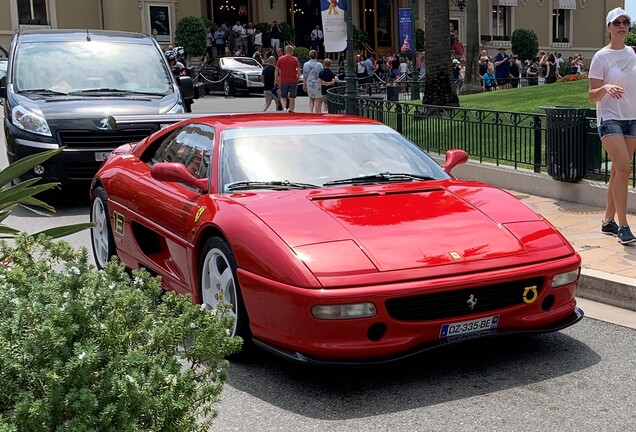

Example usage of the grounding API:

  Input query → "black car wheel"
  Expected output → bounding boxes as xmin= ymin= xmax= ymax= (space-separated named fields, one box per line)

xmin=90 ymin=186 xmax=117 ymax=270
xmin=199 ymin=236 xmax=250 ymax=342
xmin=223 ymin=79 xmax=235 ymax=97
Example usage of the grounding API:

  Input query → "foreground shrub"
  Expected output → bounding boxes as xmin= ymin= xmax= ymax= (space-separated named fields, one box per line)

xmin=0 ymin=234 xmax=242 ymax=431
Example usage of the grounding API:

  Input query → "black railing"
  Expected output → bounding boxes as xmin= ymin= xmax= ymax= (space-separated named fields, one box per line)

xmin=327 ymin=83 xmax=618 ymax=185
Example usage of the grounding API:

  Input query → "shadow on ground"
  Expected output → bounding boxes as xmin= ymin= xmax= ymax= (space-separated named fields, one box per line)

xmin=226 ymin=326 xmax=600 ymax=420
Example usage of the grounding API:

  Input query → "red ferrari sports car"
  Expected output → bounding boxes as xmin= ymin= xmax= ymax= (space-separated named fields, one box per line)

xmin=90 ymin=113 xmax=583 ymax=365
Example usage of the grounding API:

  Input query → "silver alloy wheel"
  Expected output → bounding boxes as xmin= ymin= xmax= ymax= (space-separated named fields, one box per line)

xmin=91 ymin=196 xmax=110 ymax=269
xmin=201 ymin=247 xmax=238 ymax=336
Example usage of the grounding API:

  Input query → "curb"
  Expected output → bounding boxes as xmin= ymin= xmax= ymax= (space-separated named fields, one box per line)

xmin=578 ymin=269 xmax=636 ymax=312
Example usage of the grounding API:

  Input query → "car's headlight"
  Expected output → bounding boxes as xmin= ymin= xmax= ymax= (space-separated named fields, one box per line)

xmin=11 ymin=105 xmax=52 ymax=136
xmin=167 ymin=102 xmax=184 ymax=114
xmin=551 ymin=268 xmax=580 ymax=288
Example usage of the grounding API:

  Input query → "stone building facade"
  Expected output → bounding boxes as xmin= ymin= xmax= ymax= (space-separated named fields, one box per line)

xmin=0 ymin=0 xmax=626 ymax=62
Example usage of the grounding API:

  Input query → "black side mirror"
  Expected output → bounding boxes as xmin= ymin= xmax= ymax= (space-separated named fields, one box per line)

xmin=178 ymin=75 xmax=194 ymax=100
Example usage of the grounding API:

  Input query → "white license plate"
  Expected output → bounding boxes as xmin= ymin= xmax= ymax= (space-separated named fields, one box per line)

xmin=439 ymin=315 xmax=499 ymax=338
xmin=95 ymin=151 xmax=111 ymax=162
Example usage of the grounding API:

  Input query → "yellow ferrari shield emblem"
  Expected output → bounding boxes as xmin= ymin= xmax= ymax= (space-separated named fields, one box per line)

xmin=195 ymin=206 xmax=206 ymax=223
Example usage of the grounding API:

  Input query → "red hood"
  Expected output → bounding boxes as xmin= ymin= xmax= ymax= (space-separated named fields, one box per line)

xmin=228 ymin=182 xmax=551 ymax=272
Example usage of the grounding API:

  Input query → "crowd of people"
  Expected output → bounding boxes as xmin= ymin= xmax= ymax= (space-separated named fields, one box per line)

xmin=475 ymin=47 xmax=587 ymax=91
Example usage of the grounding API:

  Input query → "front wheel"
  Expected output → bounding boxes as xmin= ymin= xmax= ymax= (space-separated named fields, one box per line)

xmin=223 ymin=79 xmax=234 ymax=97
xmin=199 ymin=237 xmax=250 ymax=341
xmin=90 ymin=186 xmax=117 ymax=269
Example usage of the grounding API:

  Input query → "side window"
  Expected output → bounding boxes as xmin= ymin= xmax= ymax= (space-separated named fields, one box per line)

xmin=143 ymin=123 xmax=214 ymax=180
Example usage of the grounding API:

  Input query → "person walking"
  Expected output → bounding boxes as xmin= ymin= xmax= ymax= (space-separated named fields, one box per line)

xmin=302 ymin=49 xmax=324 ymax=113
xmin=261 ymin=56 xmax=280 ymax=111
xmin=589 ymin=7 xmax=636 ymax=244
xmin=276 ymin=44 xmax=300 ymax=112
xmin=318 ymin=58 xmax=336 ymax=112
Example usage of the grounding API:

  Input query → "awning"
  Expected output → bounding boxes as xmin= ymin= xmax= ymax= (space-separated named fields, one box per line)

xmin=492 ymin=0 xmax=517 ymax=6
xmin=554 ymin=0 xmax=576 ymax=10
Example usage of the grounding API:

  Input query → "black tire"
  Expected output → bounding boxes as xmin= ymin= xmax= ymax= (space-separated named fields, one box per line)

xmin=90 ymin=186 xmax=117 ymax=270
xmin=199 ymin=236 xmax=251 ymax=345
xmin=223 ymin=79 xmax=234 ymax=97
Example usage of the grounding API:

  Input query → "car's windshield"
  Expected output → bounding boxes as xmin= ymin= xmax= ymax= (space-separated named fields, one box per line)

xmin=221 ymin=57 xmax=261 ymax=69
xmin=14 ymin=41 xmax=173 ymax=94
xmin=220 ymin=125 xmax=449 ymax=192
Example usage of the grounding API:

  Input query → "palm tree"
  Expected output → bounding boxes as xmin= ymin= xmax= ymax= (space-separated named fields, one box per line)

xmin=463 ymin=0 xmax=482 ymax=93
xmin=422 ymin=0 xmax=459 ymax=106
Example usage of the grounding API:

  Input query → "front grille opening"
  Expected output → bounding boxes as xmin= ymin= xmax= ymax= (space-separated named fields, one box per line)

xmin=385 ymin=277 xmax=544 ymax=321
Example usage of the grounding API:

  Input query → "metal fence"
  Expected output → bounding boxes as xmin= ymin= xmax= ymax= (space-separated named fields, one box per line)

xmin=327 ymin=83 xmax=620 ymax=185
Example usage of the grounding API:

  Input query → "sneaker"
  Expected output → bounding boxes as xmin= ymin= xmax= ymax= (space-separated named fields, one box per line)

xmin=617 ymin=225 xmax=636 ymax=245
xmin=601 ymin=220 xmax=619 ymax=236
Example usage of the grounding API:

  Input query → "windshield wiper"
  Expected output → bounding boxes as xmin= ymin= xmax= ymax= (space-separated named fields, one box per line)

xmin=67 ymin=88 xmax=165 ymax=96
xmin=19 ymin=88 xmax=68 ymax=95
xmin=323 ymin=172 xmax=435 ymax=186
xmin=226 ymin=180 xmax=320 ymax=191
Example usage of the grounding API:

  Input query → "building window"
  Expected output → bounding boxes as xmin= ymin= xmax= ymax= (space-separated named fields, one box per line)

xmin=491 ymin=6 xmax=511 ymax=39
xmin=18 ymin=0 xmax=48 ymax=25
xmin=552 ymin=9 xmax=571 ymax=43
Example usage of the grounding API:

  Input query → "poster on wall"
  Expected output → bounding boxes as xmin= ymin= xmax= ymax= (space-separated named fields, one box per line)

xmin=398 ymin=8 xmax=413 ymax=57
xmin=321 ymin=0 xmax=346 ymax=53
xmin=149 ymin=5 xmax=171 ymax=43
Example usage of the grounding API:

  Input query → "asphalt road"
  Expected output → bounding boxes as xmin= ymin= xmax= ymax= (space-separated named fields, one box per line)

xmin=2 ymin=95 xmax=636 ymax=431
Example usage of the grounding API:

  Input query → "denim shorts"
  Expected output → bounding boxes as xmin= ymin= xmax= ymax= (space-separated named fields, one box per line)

xmin=598 ymin=119 xmax=636 ymax=139
xmin=280 ymin=82 xmax=298 ymax=99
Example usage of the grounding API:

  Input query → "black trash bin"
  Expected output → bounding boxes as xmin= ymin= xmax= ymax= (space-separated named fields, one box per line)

xmin=584 ymin=108 xmax=602 ymax=173
xmin=541 ymin=106 xmax=588 ymax=182
xmin=387 ymin=84 xmax=400 ymax=102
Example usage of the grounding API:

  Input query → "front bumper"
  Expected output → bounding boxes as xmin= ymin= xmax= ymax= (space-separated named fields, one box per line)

xmin=253 ymin=307 xmax=584 ymax=366
xmin=238 ymin=254 xmax=583 ymax=363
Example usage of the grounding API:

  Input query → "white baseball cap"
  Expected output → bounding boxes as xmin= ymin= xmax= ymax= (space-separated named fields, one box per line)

xmin=606 ymin=7 xmax=631 ymax=26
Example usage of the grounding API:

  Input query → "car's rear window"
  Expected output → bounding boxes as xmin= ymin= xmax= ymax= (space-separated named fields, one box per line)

xmin=14 ymin=40 xmax=173 ymax=94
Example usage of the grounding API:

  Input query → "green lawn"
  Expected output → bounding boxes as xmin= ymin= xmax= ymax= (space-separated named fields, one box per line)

xmin=458 ymin=79 xmax=594 ymax=113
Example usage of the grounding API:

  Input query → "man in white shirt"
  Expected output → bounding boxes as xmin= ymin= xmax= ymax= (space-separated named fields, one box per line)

xmin=310 ymin=26 xmax=324 ymax=57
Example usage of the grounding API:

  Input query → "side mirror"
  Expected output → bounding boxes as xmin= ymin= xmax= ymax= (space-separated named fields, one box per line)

xmin=151 ymin=162 xmax=208 ymax=192
xmin=178 ymin=75 xmax=194 ymax=100
xmin=441 ymin=149 xmax=468 ymax=173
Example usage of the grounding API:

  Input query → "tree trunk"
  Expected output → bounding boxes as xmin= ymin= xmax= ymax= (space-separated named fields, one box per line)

xmin=463 ymin=0 xmax=482 ymax=94
xmin=422 ymin=0 xmax=459 ymax=106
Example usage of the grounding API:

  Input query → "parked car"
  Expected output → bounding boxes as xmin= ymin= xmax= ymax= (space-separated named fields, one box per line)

xmin=0 ymin=30 xmax=194 ymax=186
xmin=90 ymin=113 xmax=583 ymax=365
xmin=199 ymin=56 xmax=306 ymax=97
xmin=199 ymin=57 xmax=264 ymax=97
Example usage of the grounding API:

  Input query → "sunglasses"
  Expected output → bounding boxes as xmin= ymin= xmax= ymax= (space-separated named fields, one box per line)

xmin=611 ymin=19 xmax=631 ymax=27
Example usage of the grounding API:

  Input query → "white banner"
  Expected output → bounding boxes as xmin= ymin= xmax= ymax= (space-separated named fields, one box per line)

xmin=321 ymin=0 xmax=347 ymax=53
xmin=492 ymin=0 xmax=517 ymax=6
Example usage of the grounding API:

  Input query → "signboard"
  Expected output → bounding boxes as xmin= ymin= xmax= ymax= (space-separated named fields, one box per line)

xmin=398 ymin=8 xmax=413 ymax=58
xmin=321 ymin=0 xmax=347 ymax=53
xmin=149 ymin=5 xmax=171 ymax=43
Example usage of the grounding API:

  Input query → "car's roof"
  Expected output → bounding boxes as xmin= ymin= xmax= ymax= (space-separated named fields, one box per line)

xmin=16 ymin=29 xmax=155 ymax=44
xmin=193 ymin=113 xmax=385 ymax=130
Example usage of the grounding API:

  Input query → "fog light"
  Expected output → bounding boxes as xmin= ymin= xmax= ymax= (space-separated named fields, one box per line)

xmin=311 ymin=302 xmax=376 ymax=320
xmin=33 ymin=165 xmax=45 ymax=175
xmin=552 ymin=268 xmax=580 ymax=288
